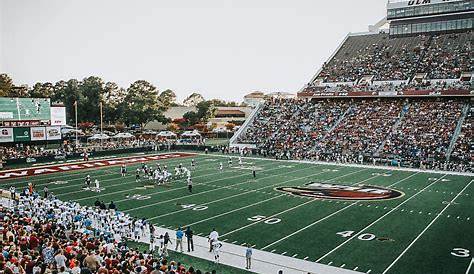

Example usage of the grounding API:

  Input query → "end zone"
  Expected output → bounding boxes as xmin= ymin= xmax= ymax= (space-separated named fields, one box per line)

xmin=0 ymin=152 xmax=195 ymax=181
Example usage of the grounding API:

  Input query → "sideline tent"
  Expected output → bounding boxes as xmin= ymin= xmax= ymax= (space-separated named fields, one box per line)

xmin=157 ymin=131 xmax=177 ymax=138
xmin=181 ymin=130 xmax=201 ymax=138
xmin=88 ymin=133 xmax=110 ymax=141
xmin=113 ymin=132 xmax=135 ymax=139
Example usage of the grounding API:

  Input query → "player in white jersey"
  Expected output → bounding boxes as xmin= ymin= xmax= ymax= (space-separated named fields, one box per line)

xmin=186 ymin=168 xmax=191 ymax=179
xmin=219 ymin=162 xmax=223 ymax=171
xmin=212 ymin=241 xmax=223 ymax=264
xmin=174 ymin=167 xmax=182 ymax=179
xmin=239 ymin=156 xmax=243 ymax=166
xmin=94 ymin=179 xmax=101 ymax=192
xmin=228 ymin=157 xmax=233 ymax=167
xmin=191 ymin=159 xmax=196 ymax=170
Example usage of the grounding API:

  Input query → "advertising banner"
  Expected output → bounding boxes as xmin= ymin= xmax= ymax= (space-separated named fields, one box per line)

xmin=0 ymin=128 xmax=14 ymax=143
xmin=46 ymin=126 xmax=62 ymax=140
xmin=50 ymin=107 xmax=67 ymax=126
xmin=13 ymin=127 xmax=31 ymax=142
xmin=30 ymin=127 xmax=47 ymax=141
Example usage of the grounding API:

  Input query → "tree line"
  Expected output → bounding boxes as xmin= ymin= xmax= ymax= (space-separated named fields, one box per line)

xmin=0 ymin=73 xmax=245 ymax=129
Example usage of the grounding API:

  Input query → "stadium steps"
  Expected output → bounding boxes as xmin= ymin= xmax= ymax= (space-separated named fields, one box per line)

xmin=229 ymin=102 xmax=263 ymax=147
xmin=375 ymin=101 xmax=410 ymax=155
xmin=446 ymin=102 xmax=470 ymax=161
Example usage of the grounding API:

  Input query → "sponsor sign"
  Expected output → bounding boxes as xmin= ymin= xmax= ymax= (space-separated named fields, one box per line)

xmin=0 ymin=112 xmax=14 ymax=119
xmin=0 ymin=153 xmax=194 ymax=180
xmin=277 ymin=182 xmax=404 ymax=201
xmin=30 ymin=127 xmax=46 ymax=141
xmin=13 ymin=127 xmax=31 ymax=142
xmin=50 ymin=107 xmax=67 ymax=126
xmin=26 ymin=158 xmax=37 ymax=163
xmin=388 ymin=0 xmax=460 ymax=9
xmin=46 ymin=126 xmax=62 ymax=140
xmin=0 ymin=128 xmax=14 ymax=143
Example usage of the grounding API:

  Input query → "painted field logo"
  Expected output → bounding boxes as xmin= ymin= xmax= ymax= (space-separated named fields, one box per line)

xmin=276 ymin=182 xmax=403 ymax=201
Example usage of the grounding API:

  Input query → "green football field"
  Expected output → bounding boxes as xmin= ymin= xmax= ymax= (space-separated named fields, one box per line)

xmin=2 ymin=152 xmax=473 ymax=274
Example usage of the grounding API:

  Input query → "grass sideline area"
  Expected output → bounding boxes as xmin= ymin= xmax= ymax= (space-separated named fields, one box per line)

xmin=126 ymin=241 xmax=251 ymax=274
xmin=1 ymin=152 xmax=473 ymax=274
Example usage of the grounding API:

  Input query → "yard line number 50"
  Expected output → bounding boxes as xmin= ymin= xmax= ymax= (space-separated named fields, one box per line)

xmin=247 ymin=215 xmax=281 ymax=224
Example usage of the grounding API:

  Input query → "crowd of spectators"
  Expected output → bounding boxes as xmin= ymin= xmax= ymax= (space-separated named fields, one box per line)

xmin=316 ymin=31 xmax=473 ymax=83
xmin=0 ymin=192 xmax=217 ymax=274
xmin=238 ymin=98 xmax=349 ymax=159
xmin=239 ymin=97 xmax=472 ymax=172
xmin=317 ymin=99 xmax=405 ymax=159
xmin=445 ymin=105 xmax=473 ymax=172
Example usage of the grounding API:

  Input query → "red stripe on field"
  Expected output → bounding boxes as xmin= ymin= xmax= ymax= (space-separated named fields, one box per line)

xmin=0 ymin=153 xmax=195 ymax=181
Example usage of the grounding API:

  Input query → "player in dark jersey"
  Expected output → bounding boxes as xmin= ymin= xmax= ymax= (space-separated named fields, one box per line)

xmin=85 ymin=175 xmax=91 ymax=188
xmin=252 ymin=167 xmax=256 ymax=179
xmin=135 ymin=169 xmax=141 ymax=182
xmin=191 ymin=159 xmax=196 ymax=170
xmin=187 ymin=177 xmax=193 ymax=193
xmin=121 ymin=164 xmax=127 ymax=177
xmin=228 ymin=157 xmax=232 ymax=167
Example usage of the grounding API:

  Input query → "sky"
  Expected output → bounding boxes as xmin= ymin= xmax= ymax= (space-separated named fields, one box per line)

xmin=1 ymin=0 xmax=387 ymax=102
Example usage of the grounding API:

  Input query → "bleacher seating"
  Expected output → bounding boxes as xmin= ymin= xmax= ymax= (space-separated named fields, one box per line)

xmin=238 ymin=97 xmax=472 ymax=172
xmin=316 ymin=31 xmax=473 ymax=83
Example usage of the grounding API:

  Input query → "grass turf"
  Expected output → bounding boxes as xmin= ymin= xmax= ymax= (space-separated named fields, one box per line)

xmin=2 ymin=152 xmax=473 ymax=274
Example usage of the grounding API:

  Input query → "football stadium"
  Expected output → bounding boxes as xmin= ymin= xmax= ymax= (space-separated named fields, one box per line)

xmin=0 ymin=1 xmax=473 ymax=274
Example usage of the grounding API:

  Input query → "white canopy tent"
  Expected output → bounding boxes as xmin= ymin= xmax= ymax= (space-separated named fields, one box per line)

xmin=180 ymin=130 xmax=202 ymax=138
xmin=87 ymin=133 xmax=110 ymax=141
xmin=113 ymin=132 xmax=135 ymax=139
xmin=157 ymin=131 xmax=177 ymax=138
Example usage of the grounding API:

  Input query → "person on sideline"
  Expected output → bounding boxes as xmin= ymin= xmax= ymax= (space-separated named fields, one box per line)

xmin=175 ymin=227 xmax=184 ymax=252
xmin=245 ymin=244 xmax=253 ymax=270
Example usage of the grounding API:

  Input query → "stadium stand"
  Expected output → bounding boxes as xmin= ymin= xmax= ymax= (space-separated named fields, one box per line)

xmin=314 ymin=31 xmax=472 ymax=84
xmin=0 ymin=194 xmax=214 ymax=274
xmin=237 ymin=97 xmax=472 ymax=172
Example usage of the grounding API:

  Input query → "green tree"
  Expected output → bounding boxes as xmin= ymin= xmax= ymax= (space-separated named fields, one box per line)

xmin=183 ymin=92 xmax=204 ymax=106
xmin=102 ymin=82 xmax=128 ymax=124
xmin=160 ymin=89 xmax=177 ymax=107
xmin=0 ymin=74 xmax=13 ymax=97
xmin=30 ymin=82 xmax=55 ymax=98
xmin=196 ymin=100 xmax=216 ymax=123
xmin=121 ymin=80 xmax=167 ymax=128
xmin=79 ymin=76 xmax=105 ymax=123
xmin=53 ymin=79 xmax=82 ymax=124
xmin=183 ymin=111 xmax=199 ymax=127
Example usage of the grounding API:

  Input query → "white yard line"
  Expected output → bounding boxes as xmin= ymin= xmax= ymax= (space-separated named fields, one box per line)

xmin=74 ymin=160 xmax=279 ymax=202
xmin=1 ymin=152 xmax=197 ymax=183
xmin=6 ymin=154 xmax=207 ymax=190
xmin=316 ymin=174 xmax=448 ymax=263
xmin=199 ymin=153 xmax=474 ymax=177
xmin=152 ymin=166 xmax=344 ymax=220
xmin=182 ymin=194 xmax=285 ymax=226
xmin=262 ymin=203 xmax=356 ymax=250
xmin=255 ymin=172 xmax=420 ymax=250
xmin=382 ymin=179 xmax=473 ymax=274
xmin=57 ymin=158 xmax=258 ymax=198
xmin=465 ymin=258 xmax=474 ymax=274
xmin=221 ymin=171 xmax=389 ymax=238
xmin=122 ymin=163 xmax=316 ymax=212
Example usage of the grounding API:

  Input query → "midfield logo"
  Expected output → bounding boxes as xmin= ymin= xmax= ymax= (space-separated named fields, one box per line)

xmin=276 ymin=182 xmax=403 ymax=201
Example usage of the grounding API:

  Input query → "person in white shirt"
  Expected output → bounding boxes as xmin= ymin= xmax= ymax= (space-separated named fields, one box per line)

xmin=212 ymin=241 xmax=223 ymax=264
xmin=94 ymin=179 xmax=101 ymax=192
xmin=208 ymin=228 xmax=219 ymax=252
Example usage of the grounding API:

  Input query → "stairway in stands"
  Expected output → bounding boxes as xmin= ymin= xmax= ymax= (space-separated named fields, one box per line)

xmin=446 ymin=102 xmax=470 ymax=161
